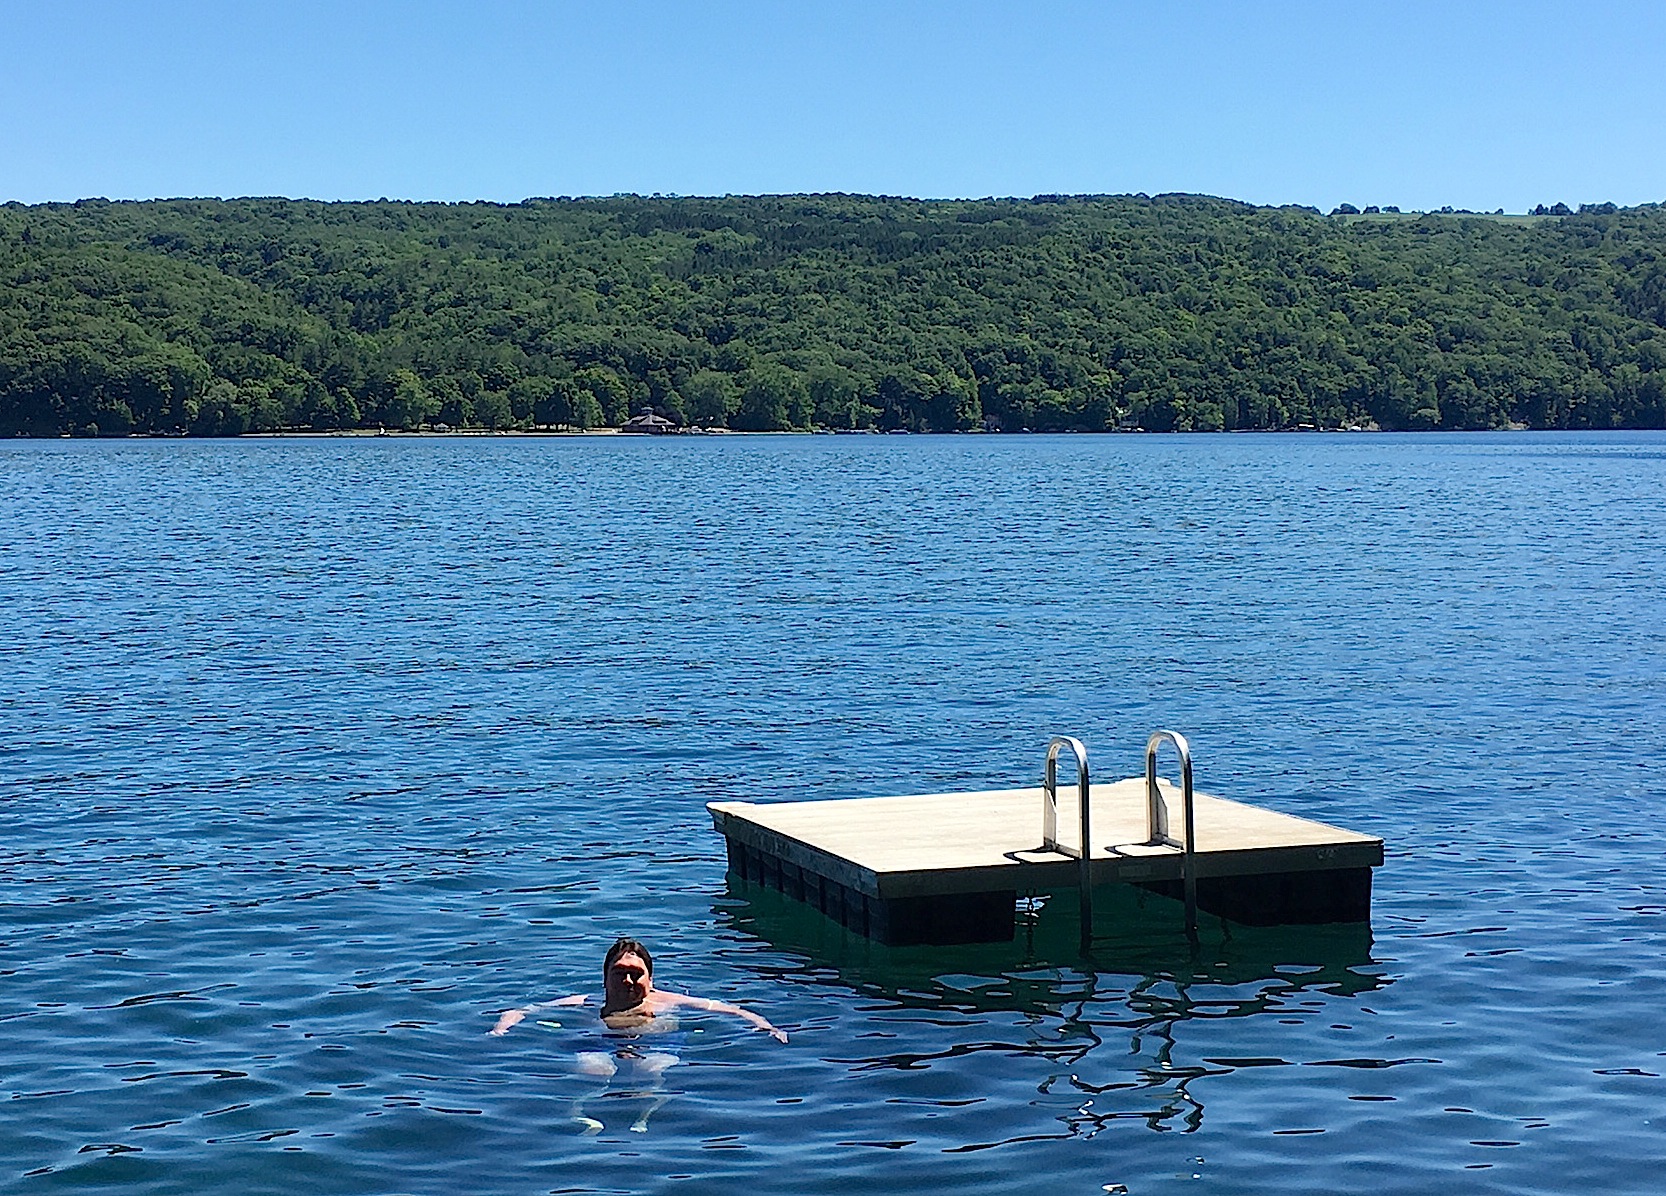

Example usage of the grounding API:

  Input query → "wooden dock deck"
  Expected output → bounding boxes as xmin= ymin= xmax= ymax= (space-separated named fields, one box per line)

xmin=711 ymin=775 xmax=1383 ymax=945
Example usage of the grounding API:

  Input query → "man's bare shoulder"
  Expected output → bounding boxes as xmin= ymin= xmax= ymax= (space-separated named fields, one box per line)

xmin=645 ymin=989 xmax=702 ymax=1011
xmin=653 ymin=991 xmax=751 ymax=1018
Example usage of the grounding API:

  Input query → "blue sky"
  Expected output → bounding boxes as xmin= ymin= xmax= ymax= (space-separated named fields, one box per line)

xmin=4 ymin=0 xmax=1664 ymax=212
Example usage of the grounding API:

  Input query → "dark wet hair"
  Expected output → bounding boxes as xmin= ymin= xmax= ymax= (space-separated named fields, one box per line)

xmin=604 ymin=937 xmax=652 ymax=979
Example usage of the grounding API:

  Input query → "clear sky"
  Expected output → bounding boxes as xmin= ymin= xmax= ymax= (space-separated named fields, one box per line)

xmin=4 ymin=0 xmax=1664 ymax=212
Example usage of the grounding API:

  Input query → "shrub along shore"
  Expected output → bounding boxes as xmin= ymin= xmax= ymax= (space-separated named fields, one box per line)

xmin=3 ymin=193 xmax=1664 ymax=436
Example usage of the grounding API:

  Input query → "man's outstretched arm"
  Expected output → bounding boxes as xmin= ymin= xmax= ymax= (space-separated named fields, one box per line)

xmin=490 ymin=993 xmax=588 ymax=1035
xmin=671 ymin=993 xmax=788 ymax=1042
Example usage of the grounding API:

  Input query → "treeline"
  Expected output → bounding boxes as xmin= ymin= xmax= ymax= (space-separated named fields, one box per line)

xmin=2 ymin=192 xmax=1665 ymax=435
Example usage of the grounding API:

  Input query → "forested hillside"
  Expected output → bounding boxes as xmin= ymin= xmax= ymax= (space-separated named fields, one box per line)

xmin=3 ymin=193 xmax=1665 ymax=435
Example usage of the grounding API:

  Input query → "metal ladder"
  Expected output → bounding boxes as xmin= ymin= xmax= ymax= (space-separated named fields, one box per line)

xmin=1042 ymin=731 xmax=1199 ymax=949
xmin=1042 ymin=735 xmax=1094 ymax=946
xmin=1145 ymin=730 xmax=1199 ymax=938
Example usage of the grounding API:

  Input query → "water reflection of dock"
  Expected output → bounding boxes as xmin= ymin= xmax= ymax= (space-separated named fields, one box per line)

xmin=716 ymin=882 xmax=1393 ymax=1140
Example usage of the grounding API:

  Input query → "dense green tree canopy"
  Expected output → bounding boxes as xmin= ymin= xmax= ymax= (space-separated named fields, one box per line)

xmin=3 ymin=193 xmax=1664 ymax=435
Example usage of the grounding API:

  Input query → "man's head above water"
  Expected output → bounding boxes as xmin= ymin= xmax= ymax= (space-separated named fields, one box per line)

xmin=602 ymin=938 xmax=654 ymax=1010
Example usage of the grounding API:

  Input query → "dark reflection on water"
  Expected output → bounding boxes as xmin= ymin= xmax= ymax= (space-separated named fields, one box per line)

xmin=721 ymin=881 xmax=1393 ymax=1146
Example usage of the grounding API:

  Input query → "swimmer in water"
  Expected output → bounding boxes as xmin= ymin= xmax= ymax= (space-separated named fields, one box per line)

xmin=489 ymin=937 xmax=786 ymax=1133
xmin=490 ymin=937 xmax=788 ymax=1041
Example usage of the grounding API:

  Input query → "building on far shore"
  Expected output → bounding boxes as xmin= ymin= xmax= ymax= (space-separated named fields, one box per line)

xmin=620 ymin=407 xmax=675 ymax=434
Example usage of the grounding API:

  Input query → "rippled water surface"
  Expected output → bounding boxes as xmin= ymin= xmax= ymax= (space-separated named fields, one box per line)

xmin=3 ymin=431 xmax=1664 ymax=1194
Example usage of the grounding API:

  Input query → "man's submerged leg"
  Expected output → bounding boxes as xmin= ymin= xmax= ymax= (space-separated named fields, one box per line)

xmin=629 ymin=1053 xmax=679 ymax=1131
xmin=570 ymin=1052 xmax=616 ymax=1132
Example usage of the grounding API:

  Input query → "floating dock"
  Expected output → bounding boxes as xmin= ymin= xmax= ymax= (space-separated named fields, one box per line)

xmin=710 ymin=732 xmax=1383 ymax=946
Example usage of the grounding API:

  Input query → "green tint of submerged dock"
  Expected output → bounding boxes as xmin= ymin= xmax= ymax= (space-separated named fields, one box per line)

xmin=710 ymin=733 xmax=1383 ymax=946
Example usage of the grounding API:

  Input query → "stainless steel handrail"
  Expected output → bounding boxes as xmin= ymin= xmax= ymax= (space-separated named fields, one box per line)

xmin=1145 ymin=729 xmax=1198 ymax=936
xmin=1043 ymin=735 xmax=1093 ymax=948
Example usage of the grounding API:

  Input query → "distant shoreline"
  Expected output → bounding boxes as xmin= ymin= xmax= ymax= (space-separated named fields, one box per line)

xmin=18 ymin=422 xmax=1614 ymax=442
xmin=7 ymin=195 xmax=1664 ymax=440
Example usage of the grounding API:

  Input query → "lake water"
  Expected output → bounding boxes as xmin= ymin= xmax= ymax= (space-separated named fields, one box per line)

xmin=2 ymin=431 xmax=1664 ymax=1195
